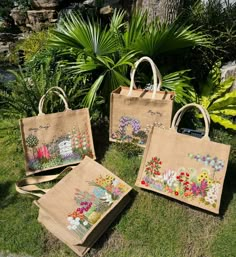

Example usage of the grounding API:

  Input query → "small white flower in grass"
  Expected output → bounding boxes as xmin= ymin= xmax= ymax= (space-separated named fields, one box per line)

xmin=83 ymin=221 xmax=88 ymax=226
xmin=83 ymin=147 xmax=87 ymax=150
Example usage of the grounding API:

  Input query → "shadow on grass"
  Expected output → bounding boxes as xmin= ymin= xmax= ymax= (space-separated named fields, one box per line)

xmin=92 ymin=119 xmax=110 ymax=163
xmin=219 ymin=160 xmax=236 ymax=217
xmin=0 ymin=181 xmax=18 ymax=209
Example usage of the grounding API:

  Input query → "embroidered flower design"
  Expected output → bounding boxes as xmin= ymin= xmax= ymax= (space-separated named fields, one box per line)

xmin=188 ymin=153 xmax=224 ymax=172
xmin=141 ymin=153 xmax=224 ymax=209
xmin=67 ymin=175 xmax=128 ymax=239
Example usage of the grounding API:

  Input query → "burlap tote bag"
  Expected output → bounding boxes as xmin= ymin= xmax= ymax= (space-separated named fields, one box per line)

xmin=19 ymin=87 xmax=96 ymax=175
xmin=16 ymin=156 xmax=132 ymax=256
xmin=110 ymin=56 xmax=174 ymax=147
xmin=135 ymin=103 xmax=231 ymax=214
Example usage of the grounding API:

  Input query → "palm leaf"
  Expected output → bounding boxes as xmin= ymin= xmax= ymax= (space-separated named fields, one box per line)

xmin=50 ymin=12 xmax=118 ymax=56
xmin=162 ymin=70 xmax=196 ymax=104
xmin=83 ymin=74 xmax=105 ymax=108
xmin=133 ymin=19 xmax=213 ymax=57
xmin=123 ymin=10 xmax=148 ymax=49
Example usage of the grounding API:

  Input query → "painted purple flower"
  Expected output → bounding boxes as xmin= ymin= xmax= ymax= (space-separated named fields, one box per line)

xmin=191 ymin=182 xmax=201 ymax=196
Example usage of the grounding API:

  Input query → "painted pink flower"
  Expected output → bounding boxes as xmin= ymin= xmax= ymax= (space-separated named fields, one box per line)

xmin=37 ymin=145 xmax=50 ymax=159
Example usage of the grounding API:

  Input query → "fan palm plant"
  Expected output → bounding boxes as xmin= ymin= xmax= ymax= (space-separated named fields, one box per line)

xmin=49 ymin=9 xmax=213 ymax=109
xmin=123 ymin=11 xmax=213 ymax=58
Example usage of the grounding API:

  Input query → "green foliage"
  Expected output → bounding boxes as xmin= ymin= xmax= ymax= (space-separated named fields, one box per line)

xmin=124 ymin=10 xmax=213 ymax=58
xmin=196 ymin=62 xmax=236 ymax=130
xmin=112 ymin=142 xmax=143 ymax=158
xmin=0 ymin=60 xmax=84 ymax=118
xmin=49 ymin=9 xmax=212 ymax=109
xmin=181 ymin=0 xmax=236 ymax=80
xmin=50 ymin=10 xmax=136 ymax=109
xmin=9 ymin=30 xmax=50 ymax=64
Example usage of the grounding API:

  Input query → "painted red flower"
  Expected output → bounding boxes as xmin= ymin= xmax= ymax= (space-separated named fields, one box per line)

xmin=175 ymin=191 xmax=179 ymax=196
xmin=176 ymin=176 xmax=180 ymax=180
xmin=159 ymin=161 xmax=162 ymax=165
xmin=186 ymin=173 xmax=190 ymax=177
xmin=181 ymin=172 xmax=184 ymax=175
xmin=157 ymin=172 xmax=161 ymax=175
xmin=141 ymin=180 xmax=146 ymax=185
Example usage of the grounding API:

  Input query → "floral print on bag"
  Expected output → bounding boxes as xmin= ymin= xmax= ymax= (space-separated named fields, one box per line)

xmin=141 ymin=153 xmax=224 ymax=208
xmin=67 ymin=175 xmax=129 ymax=239
xmin=111 ymin=115 xmax=165 ymax=145
xmin=26 ymin=125 xmax=93 ymax=171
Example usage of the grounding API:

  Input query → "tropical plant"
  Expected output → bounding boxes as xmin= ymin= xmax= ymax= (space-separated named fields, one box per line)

xmin=49 ymin=9 xmax=212 ymax=109
xmin=180 ymin=0 xmax=236 ymax=80
xmin=9 ymin=30 xmax=50 ymax=64
xmin=196 ymin=61 xmax=236 ymax=130
xmin=0 ymin=60 xmax=85 ymax=118
xmin=50 ymin=10 xmax=136 ymax=109
xmin=123 ymin=10 xmax=212 ymax=58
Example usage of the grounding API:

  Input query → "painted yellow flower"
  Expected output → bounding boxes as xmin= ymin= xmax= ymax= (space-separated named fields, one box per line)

xmin=197 ymin=170 xmax=209 ymax=182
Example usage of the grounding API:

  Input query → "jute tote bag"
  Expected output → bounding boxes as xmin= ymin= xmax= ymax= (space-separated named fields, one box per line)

xmin=110 ymin=56 xmax=175 ymax=147
xmin=19 ymin=87 xmax=96 ymax=175
xmin=135 ymin=103 xmax=231 ymax=214
xmin=16 ymin=157 xmax=132 ymax=256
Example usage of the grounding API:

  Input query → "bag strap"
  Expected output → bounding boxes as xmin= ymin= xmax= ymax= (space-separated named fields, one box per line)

xmin=128 ymin=56 xmax=162 ymax=99
xmin=15 ymin=166 xmax=73 ymax=197
xmin=171 ymin=103 xmax=210 ymax=140
xmin=38 ymin=87 xmax=71 ymax=115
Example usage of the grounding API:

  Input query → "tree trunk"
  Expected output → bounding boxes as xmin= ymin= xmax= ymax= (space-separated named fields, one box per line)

xmin=135 ymin=0 xmax=184 ymax=23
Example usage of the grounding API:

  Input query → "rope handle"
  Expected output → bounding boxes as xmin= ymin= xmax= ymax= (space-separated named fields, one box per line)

xmin=128 ymin=56 xmax=162 ymax=99
xmin=15 ymin=166 xmax=74 ymax=197
xmin=171 ymin=103 xmax=211 ymax=140
xmin=38 ymin=87 xmax=70 ymax=115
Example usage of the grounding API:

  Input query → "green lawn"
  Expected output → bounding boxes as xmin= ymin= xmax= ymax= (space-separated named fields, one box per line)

xmin=0 ymin=122 xmax=236 ymax=257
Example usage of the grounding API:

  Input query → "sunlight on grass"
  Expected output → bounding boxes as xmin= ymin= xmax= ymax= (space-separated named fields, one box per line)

xmin=0 ymin=133 xmax=235 ymax=257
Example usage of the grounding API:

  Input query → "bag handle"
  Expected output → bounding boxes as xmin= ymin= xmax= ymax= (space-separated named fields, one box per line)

xmin=171 ymin=103 xmax=210 ymax=140
xmin=38 ymin=87 xmax=70 ymax=115
xmin=15 ymin=166 xmax=74 ymax=197
xmin=128 ymin=56 xmax=162 ymax=99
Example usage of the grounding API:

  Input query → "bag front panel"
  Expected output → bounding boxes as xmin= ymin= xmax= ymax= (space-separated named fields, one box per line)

xmin=20 ymin=109 xmax=95 ymax=174
xmin=38 ymin=194 xmax=131 ymax=256
xmin=37 ymin=157 xmax=132 ymax=244
xmin=135 ymin=127 xmax=230 ymax=213
xmin=110 ymin=91 xmax=173 ymax=147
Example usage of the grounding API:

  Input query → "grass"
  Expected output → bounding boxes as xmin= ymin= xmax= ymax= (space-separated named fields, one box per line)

xmin=0 ymin=123 xmax=236 ymax=257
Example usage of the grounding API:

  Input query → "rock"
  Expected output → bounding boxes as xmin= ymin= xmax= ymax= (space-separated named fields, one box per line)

xmin=221 ymin=61 xmax=236 ymax=91
xmin=83 ymin=0 xmax=95 ymax=6
xmin=10 ymin=8 xmax=28 ymax=26
xmin=0 ymin=33 xmax=24 ymax=54
xmin=27 ymin=10 xmax=57 ymax=31
xmin=0 ymin=33 xmax=20 ymax=43
xmin=100 ymin=5 xmax=113 ymax=14
xmin=31 ymin=0 xmax=60 ymax=10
